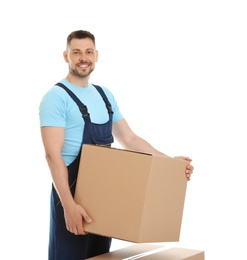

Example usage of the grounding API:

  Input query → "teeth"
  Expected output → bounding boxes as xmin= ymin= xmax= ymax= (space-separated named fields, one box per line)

xmin=79 ymin=64 xmax=88 ymax=68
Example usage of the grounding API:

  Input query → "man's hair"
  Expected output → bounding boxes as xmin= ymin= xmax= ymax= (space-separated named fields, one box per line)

xmin=66 ymin=30 xmax=96 ymax=49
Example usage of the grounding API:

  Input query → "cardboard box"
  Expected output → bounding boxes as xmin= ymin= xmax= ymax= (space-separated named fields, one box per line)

xmin=86 ymin=244 xmax=205 ymax=259
xmin=74 ymin=144 xmax=189 ymax=242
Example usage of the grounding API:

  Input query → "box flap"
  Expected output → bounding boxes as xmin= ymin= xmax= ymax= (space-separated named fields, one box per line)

xmin=139 ymin=247 xmax=204 ymax=260
xmin=86 ymin=244 xmax=165 ymax=259
xmin=86 ymin=244 xmax=204 ymax=260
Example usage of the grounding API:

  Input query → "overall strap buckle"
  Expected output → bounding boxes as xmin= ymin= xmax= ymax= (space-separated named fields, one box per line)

xmin=80 ymin=106 xmax=89 ymax=117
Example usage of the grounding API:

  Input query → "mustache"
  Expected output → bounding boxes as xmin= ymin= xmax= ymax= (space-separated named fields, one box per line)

xmin=78 ymin=61 xmax=91 ymax=65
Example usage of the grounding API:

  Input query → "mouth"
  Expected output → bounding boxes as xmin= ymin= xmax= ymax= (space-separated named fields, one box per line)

xmin=78 ymin=63 xmax=89 ymax=68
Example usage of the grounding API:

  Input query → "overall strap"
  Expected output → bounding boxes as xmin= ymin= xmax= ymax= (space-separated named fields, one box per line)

xmin=92 ymin=84 xmax=113 ymax=115
xmin=56 ymin=82 xmax=89 ymax=118
xmin=56 ymin=82 xmax=114 ymax=117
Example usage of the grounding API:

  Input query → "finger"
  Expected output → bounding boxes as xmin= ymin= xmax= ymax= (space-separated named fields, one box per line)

xmin=74 ymin=227 xmax=86 ymax=236
xmin=81 ymin=229 xmax=89 ymax=235
xmin=80 ymin=208 xmax=92 ymax=224
xmin=186 ymin=170 xmax=193 ymax=177
xmin=77 ymin=224 xmax=87 ymax=235
xmin=68 ymin=227 xmax=80 ymax=235
xmin=66 ymin=225 xmax=71 ymax=232
xmin=186 ymin=165 xmax=194 ymax=172
xmin=67 ymin=226 xmax=74 ymax=233
xmin=73 ymin=228 xmax=78 ymax=235
xmin=180 ymin=156 xmax=192 ymax=162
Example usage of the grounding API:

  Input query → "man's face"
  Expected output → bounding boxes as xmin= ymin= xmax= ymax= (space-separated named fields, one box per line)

xmin=64 ymin=38 xmax=98 ymax=78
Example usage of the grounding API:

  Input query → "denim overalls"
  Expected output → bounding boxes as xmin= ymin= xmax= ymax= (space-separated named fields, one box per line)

xmin=48 ymin=83 xmax=113 ymax=260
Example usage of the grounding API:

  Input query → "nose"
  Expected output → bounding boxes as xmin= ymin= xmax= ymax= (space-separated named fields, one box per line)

xmin=79 ymin=54 xmax=85 ymax=61
xmin=79 ymin=53 xmax=88 ymax=62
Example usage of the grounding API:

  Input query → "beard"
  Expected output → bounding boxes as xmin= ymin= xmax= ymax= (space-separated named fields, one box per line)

xmin=69 ymin=65 xmax=94 ymax=78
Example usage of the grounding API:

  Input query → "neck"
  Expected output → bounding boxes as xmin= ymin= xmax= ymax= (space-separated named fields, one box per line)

xmin=66 ymin=74 xmax=89 ymax=88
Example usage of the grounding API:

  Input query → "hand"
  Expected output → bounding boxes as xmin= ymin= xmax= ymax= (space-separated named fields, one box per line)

xmin=174 ymin=156 xmax=194 ymax=181
xmin=64 ymin=202 xmax=92 ymax=235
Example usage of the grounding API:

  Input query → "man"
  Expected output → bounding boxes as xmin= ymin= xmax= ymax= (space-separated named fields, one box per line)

xmin=39 ymin=30 xmax=194 ymax=260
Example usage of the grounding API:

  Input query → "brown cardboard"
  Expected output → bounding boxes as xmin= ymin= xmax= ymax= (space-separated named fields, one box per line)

xmin=74 ymin=144 xmax=189 ymax=243
xmin=86 ymin=244 xmax=205 ymax=260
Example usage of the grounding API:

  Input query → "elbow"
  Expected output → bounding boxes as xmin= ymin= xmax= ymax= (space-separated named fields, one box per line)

xmin=45 ymin=152 xmax=52 ymax=165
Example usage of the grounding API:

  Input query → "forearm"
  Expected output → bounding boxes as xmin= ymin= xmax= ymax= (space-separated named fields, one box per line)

xmin=46 ymin=154 xmax=92 ymax=234
xmin=46 ymin=155 xmax=75 ymax=208
xmin=113 ymin=119 xmax=169 ymax=156
xmin=120 ymin=134 xmax=169 ymax=157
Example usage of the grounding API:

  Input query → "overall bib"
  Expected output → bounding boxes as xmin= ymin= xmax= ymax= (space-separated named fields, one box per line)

xmin=48 ymin=83 xmax=114 ymax=260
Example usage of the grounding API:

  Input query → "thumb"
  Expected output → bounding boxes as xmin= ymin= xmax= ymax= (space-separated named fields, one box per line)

xmin=80 ymin=207 xmax=92 ymax=223
xmin=174 ymin=156 xmax=192 ymax=162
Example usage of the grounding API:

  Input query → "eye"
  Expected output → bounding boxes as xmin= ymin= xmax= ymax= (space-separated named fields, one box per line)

xmin=86 ymin=50 xmax=94 ymax=54
xmin=73 ymin=51 xmax=81 ymax=55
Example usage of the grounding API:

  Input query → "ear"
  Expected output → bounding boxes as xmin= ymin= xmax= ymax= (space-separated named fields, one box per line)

xmin=63 ymin=51 xmax=69 ymax=63
xmin=95 ymin=50 xmax=99 ymax=62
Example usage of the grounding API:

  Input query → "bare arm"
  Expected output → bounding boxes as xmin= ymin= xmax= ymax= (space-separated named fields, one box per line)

xmin=40 ymin=126 xmax=91 ymax=235
xmin=113 ymin=119 xmax=193 ymax=180
xmin=112 ymin=119 xmax=168 ymax=156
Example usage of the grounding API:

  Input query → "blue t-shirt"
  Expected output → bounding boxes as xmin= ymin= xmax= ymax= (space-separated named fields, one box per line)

xmin=39 ymin=79 xmax=123 ymax=165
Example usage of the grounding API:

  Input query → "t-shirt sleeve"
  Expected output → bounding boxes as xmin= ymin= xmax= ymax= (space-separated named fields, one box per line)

xmin=39 ymin=89 xmax=67 ymax=127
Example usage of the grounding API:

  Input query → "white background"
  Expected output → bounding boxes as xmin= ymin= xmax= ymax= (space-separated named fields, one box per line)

xmin=1 ymin=0 xmax=246 ymax=259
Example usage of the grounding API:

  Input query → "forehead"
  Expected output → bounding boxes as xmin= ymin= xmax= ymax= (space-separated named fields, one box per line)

xmin=68 ymin=38 xmax=95 ymax=50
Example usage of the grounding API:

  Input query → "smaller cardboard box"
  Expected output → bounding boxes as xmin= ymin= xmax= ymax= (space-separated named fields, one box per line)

xmin=74 ymin=144 xmax=189 ymax=242
xmin=86 ymin=244 xmax=205 ymax=259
